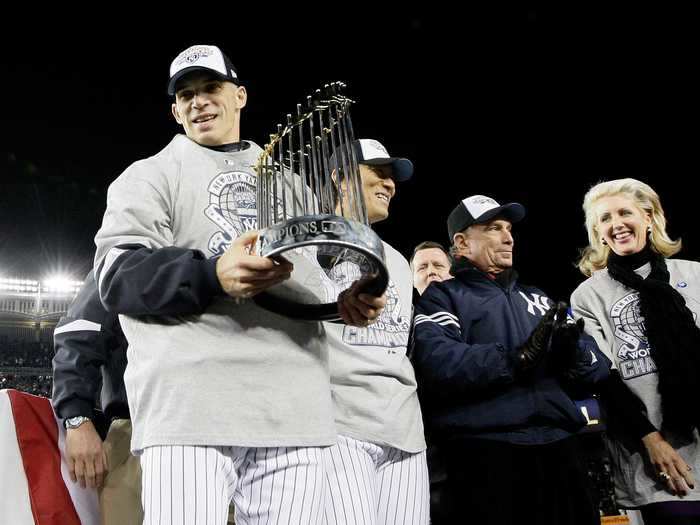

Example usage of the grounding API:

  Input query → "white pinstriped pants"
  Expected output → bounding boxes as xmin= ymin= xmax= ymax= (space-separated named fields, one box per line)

xmin=141 ymin=445 xmax=326 ymax=525
xmin=322 ymin=435 xmax=430 ymax=525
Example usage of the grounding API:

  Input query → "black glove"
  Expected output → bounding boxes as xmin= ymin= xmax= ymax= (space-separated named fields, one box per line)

xmin=515 ymin=303 xmax=557 ymax=375
xmin=550 ymin=301 xmax=585 ymax=371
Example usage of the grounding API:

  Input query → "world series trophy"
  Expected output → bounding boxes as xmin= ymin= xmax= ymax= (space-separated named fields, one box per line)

xmin=252 ymin=82 xmax=388 ymax=321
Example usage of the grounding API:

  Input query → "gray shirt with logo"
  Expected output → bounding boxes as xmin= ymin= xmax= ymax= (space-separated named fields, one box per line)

xmin=94 ymin=134 xmax=335 ymax=452
xmin=323 ymin=242 xmax=426 ymax=453
xmin=571 ymin=258 xmax=700 ymax=507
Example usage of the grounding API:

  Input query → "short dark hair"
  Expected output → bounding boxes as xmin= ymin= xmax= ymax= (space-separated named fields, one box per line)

xmin=409 ymin=241 xmax=452 ymax=268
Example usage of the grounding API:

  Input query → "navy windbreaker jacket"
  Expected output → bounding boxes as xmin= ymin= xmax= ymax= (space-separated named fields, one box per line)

xmin=412 ymin=261 xmax=609 ymax=445
xmin=52 ymin=270 xmax=129 ymax=423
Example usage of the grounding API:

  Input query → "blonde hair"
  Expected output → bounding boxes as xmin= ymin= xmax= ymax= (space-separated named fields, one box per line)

xmin=577 ymin=178 xmax=681 ymax=276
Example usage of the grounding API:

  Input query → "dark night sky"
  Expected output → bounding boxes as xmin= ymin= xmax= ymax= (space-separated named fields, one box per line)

xmin=0 ymin=10 xmax=697 ymax=301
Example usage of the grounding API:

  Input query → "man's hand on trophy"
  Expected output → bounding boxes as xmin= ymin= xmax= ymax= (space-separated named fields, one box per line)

xmin=338 ymin=278 xmax=387 ymax=327
xmin=216 ymin=230 xmax=293 ymax=299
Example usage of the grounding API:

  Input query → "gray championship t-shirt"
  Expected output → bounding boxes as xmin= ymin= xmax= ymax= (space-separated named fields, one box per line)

xmin=94 ymin=135 xmax=335 ymax=452
xmin=571 ymin=258 xmax=700 ymax=507
xmin=323 ymin=241 xmax=426 ymax=453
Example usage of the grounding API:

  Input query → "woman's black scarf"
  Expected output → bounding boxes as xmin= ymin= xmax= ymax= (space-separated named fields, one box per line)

xmin=607 ymin=245 xmax=700 ymax=438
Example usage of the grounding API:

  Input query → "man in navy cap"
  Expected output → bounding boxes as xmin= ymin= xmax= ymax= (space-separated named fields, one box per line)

xmin=412 ymin=195 xmax=609 ymax=524
xmin=93 ymin=44 xmax=383 ymax=525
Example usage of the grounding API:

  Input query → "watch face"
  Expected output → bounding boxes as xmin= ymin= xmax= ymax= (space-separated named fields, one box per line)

xmin=65 ymin=416 xmax=89 ymax=429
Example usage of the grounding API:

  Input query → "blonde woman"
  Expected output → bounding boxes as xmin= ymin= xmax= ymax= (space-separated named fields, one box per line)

xmin=571 ymin=178 xmax=700 ymax=524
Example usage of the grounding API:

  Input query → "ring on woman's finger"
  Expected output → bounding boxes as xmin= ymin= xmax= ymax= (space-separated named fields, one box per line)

xmin=659 ymin=471 xmax=671 ymax=482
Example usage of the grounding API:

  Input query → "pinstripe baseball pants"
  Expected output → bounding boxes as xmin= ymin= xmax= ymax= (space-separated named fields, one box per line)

xmin=140 ymin=445 xmax=326 ymax=525
xmin=323 ymin=435 xmax=430 ymax=525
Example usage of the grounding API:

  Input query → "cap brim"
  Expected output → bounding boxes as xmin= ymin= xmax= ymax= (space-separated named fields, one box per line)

xmin=167 ymin=66 xmax=237 ymax=96
xmin=361 ymin=157 xmax=414 ymax=182
xmin=476 ymin=203 xmax=526 ymax=224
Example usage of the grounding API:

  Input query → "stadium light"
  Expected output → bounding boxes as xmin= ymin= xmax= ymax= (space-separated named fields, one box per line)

xmin=42 ymin=275 xmax=82 ymax=294
xmin=0 ymin=275 xmax=82 ymax=294
xmin=0 ymin=277 xmax=40 ymax=293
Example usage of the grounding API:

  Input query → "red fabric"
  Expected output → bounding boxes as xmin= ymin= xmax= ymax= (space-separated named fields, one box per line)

xmin=8 ymin=390 xmax=81 ymax=525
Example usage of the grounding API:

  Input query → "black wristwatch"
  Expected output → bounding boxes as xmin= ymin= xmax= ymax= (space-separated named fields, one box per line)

xmin=64 ymin=416 xmax=91 ymax=430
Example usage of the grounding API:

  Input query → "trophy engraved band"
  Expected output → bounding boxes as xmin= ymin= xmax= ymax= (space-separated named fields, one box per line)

xmin=253 ymin=82 xmax=389 ymax=321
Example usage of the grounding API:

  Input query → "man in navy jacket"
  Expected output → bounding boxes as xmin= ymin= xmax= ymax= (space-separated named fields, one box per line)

xmin=412 ymin=194 xmax=609 ymax=525
xmin=52 ymin=271 xmax=140 ymax=524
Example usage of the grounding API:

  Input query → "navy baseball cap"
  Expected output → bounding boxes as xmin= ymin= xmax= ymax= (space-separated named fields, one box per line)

xmin=330 ymin=139 xmax=414 ymax=182
xmin=168 ymin=45 xmax=239 ymax=96
xmin=447 ymin=195 xmax=526 ymax=239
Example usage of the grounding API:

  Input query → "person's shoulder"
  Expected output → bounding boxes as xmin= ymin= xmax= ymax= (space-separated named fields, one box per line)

xmin=426 ymin=275 xmax=466 ymax=299
xmin=667 ymin=258 xmax=700 ymax=281
xmin=667 ymin=258 xmax=700 ymax=271
xmin=516 ymin=280 xmax=543 ymax=294
xmin=112 ymin=136 xmax=184 ymax=185
xmin=158 ymin=134 xmax=209 ymax=162
xmin=510 ymin=272 xmax=547 ymax=295
xmin=382 ymin=241 xmax=408 ymax=265
xmin=242 ymin=140 xmax=263 ymax=154
xmin=571 ymin=269 xmax=609 ymax=300
xmin=417 ymin=280 xmax=455 ymax=309
xmin=119 ymin=136 xmax=177 ymax=170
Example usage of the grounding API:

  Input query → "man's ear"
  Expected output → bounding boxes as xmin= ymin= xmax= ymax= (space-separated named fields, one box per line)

xmin=331 ymin=169 xmax=348 ymax=192
xmin=171 ymin=103 xmax=183 ymax=125
xmin=236 ymin=86 xmax=248 ymax=109
xmin=453 ymin=232 xmax=469 ymax=255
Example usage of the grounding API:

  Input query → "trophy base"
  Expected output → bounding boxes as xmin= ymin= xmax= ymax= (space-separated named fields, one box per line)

xmin=253 ymin=215 xmax=388 ymax=321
